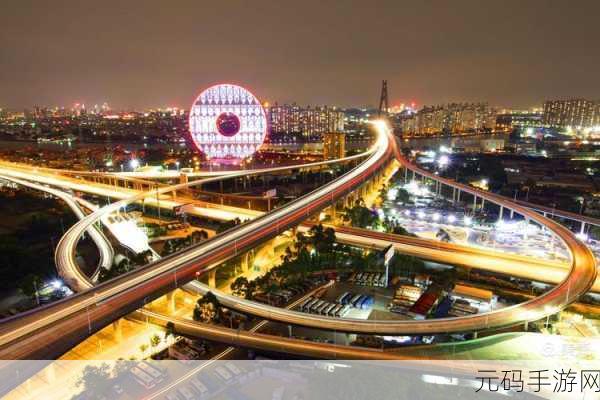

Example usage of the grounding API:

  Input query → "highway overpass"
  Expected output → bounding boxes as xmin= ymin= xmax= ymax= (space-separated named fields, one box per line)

xmin=0 ymin=122 xmax=596 ymax=360
xmin=0 ymin=126 xmax=388 ymax=359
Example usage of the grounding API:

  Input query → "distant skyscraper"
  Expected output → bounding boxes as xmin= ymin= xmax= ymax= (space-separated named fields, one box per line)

xmin=542 ymin=99 xmax=596 ymax=128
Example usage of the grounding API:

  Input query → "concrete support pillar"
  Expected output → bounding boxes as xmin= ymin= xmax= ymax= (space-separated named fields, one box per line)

xmin=266 ymin=240 xmax=276 ymax=259
xmin=166 ymin=292 xmax=176 ymax=313
xmin=112 ymin=319 xmax=123 ymax=342
xmin=581 ymin=222 xmax=586 ymax=235
xmin=473 ymin=195 xmax=477 ymax=211
xmin=457 ymin=190 xmax=461 ymax=203
xmin=510 ymin=209 xmax=514 ymax=219
xmin=241 ymin=252 xmax=250 ymax=273
xmin=452 ymin=187 xmax=456 ymax=204
xmin=404 ymin=167 xmax=408 ymax=183
xmin=178 ymin=173 xmax=188 ymax=198
xmin=499 ymin=206 xmax=504 ymax=221
xmin=481 ymin=198 xmax=485 ymax=210
xmin=208 ymin=270 xmax=216 ymax=288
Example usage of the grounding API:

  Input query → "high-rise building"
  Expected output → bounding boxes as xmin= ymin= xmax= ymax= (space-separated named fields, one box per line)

xmin=495 ymin=111 xmax=543 ymax=131
xmin=401 ymin=103 xmax=495 ymax=136
xmin=267 ymin=103 xmax=344 ymax=140
xmin=542 ymin=99 xmax=596 ymax=128
xmin=322 ymin=131 xmax=345 ymax=160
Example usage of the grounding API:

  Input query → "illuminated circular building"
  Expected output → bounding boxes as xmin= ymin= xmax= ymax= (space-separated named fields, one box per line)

xmin=188 ymin=84 xmax=268 ymax=160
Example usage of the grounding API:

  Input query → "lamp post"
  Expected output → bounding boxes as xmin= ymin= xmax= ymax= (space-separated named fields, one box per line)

xmin=33 ymin=279 xmax=40 ymax=306
xmin=154 ymin=183 xmax=160 ymax=220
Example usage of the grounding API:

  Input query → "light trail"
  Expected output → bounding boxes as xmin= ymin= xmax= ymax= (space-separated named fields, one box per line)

xmin=0 ymin=122 xmax=596 ymax=360
xmin=0 ymin=174 xmax=114 ymax=274
xmin=0 ymin=131 xmax=384 ymax=359
xmin=139 ymin=282 xmax=330 ymax=400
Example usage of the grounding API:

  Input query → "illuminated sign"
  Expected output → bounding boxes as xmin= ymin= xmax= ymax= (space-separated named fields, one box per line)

xmin=188 ymin=84 xmax=268 ymax=159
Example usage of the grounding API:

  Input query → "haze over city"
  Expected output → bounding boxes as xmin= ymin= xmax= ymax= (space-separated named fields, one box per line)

xmin=1 ymin=0 xmax=599 ymax=110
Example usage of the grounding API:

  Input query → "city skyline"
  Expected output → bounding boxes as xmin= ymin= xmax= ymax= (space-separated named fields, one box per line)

xmin=1 ymin=0 xmax=599 ymax=110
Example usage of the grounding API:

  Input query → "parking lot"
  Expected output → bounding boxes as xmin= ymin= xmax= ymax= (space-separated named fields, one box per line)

xmin=295 ymin=281 xmax=406 ymax=322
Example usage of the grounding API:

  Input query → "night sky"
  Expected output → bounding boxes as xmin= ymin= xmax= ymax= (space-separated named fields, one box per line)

xmin=1 ymin=0 xmax=599 ymax=110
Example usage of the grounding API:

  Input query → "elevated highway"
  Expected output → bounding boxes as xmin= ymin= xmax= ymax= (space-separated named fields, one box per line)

xmin=321 ymin=224 xmax=600 ymax=293
xmin=0 ymin=127 xmax=388 ymax=359
xmin=9 ymin=176 xmax=600 ymax=362
xmin=0 ymin=174 xmax=114 ymax=274
xmin=12 ymin=165 xmax=599 ymax=294
xmin=0 ymin=122 xmax=596 ymax=360
xmin=9 ymin=175 xmax=598 ymax=363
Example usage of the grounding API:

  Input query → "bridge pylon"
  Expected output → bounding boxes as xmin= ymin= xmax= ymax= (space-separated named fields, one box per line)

xmin=378 ymin=79 xmax=389 ymax=117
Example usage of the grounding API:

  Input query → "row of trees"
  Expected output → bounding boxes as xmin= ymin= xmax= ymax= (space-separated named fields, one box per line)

xmin=194 ymin=220 xmax=428 ymax=324
xmin=161 ymin=230 xmax=209 ymax=256
xmin=343 ymin=199 xmax=378 ymax=228
xmin=97 ymin=249 xmax=154 ymax=282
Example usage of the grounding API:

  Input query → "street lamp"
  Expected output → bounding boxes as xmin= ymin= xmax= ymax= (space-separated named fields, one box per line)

xmin=129 ymin=158 xmax=140 ymax=170
xmin=437 ymin=155 xmax=450 ymax=168
xmin=176 ymin=161 xmax=180 ymax=171
xmin=577 ymin=197 xmax=585 ymax=214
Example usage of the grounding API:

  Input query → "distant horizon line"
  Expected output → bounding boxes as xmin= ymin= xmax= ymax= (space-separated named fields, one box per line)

xmin=0 ymin=100 xmax=555 ymax=113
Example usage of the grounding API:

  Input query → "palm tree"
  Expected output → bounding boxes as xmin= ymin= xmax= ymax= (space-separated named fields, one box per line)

xmin=164 ymin=321 xmax=175 ymax=342
xmin=139 ymin=343 xmax=148 ymax=357
xmin=150 ymin=333 xmax=161 ymax=352
xmin=193 ymin=291 xmax=221 ymax=323
xmin=230 ymin=276 xmax=249 ymax=298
